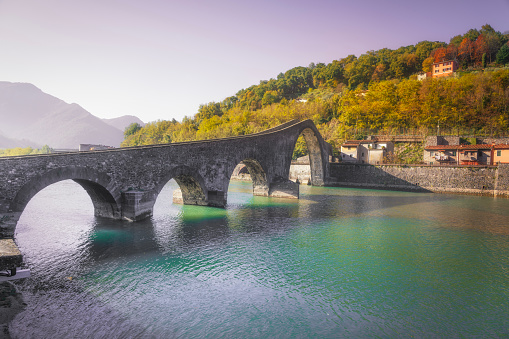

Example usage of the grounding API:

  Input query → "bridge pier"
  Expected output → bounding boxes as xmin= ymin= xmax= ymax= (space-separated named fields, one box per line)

xmin=251 ymin=180 xmax=299 ymax=199
xmin=172 ymin=189 xmax=227 ymax=208
xmin=268 ymin=180 xmax=299 ymax=199
xmin=121 ymin=191 xmax=154 ymax=221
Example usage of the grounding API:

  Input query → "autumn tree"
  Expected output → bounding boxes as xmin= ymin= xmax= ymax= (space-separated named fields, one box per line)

xmin=472 ymin=34 xmax=486 ymax=65
xmin=422 ymin=57 xmax=434 ymax=72
xmin=458 ymin=37 xmax=474 ymax=65
xmin=432 ymin=47 xmax=447 ymax=62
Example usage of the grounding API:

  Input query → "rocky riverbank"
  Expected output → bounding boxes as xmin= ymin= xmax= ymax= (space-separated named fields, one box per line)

xmin=0 ymin=282 xmax=25 ymax=338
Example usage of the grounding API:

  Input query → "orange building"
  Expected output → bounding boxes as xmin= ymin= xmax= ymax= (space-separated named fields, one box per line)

xmin=493 ymin=144 xmax=509 ymax=164
xmin=432 ymin=60 xmax=458 ymax=78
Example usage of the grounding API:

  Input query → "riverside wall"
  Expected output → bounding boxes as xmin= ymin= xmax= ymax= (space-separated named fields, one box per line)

xmin=231 ymin=162 xmax=314 ymax=185
xmin=329 ymin=163 xmax=509 ymax=197
xmin=232 ymin=161 xmax=509 ymax=197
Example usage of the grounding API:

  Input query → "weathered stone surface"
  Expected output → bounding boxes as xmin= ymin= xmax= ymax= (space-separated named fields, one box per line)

xmin=0 ymin=240 xmax=22 ymax=269
xmin=289 ymin=163 xmax=311 ymax=185
xmin=0 ymin=281 xmax=25 ymax=337
xmin=0 ymin=119 xmax=332 ymax=239
xmin=330 ymin=163 xmax=509 ymax=197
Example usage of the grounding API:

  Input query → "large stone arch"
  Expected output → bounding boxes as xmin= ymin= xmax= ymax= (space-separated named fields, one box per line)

xmin=154 ymin=165 xmax=209 ymax=207
xmin=0 ymin=166 xmax=121 ymax=238
xmin=10 ymin=166 xmax=121 ymax=219
xmin=291 ymin=122 xmax=330 ymax=186
xmin=228 ymin=158 xmax=270 ymax=198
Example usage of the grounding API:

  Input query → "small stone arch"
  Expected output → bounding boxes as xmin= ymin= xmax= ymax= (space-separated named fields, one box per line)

xmin=155 ymin=166 xmax=209 ymax=206
xmin=228 ymin=158 xmax=270 ymax=197
xmin=10 ymin=166 xmax=121 ymax=219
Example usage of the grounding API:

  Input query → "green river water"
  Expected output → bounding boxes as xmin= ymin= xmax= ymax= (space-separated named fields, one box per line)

xmin=8 ymin=180 xmax=509 ymax=338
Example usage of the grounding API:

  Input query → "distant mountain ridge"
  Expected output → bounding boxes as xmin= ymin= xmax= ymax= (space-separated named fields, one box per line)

xmin=102 ymin=115 xmax=145 ymax=132
xmin=0 ymin=82 xmax=143 ymax=149
xmin=0 ymin=134 xmax=40 ymax=149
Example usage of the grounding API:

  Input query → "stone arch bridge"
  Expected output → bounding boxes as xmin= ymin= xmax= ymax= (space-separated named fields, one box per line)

xmin=0 ymin=119 xmax=332 ymax=242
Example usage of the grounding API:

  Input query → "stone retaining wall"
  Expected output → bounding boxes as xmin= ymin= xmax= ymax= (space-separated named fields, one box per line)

xmin=329 ymin=163 xmax=509 ymax=197
xmin=231 ymin=162 xmax=313 ymax=185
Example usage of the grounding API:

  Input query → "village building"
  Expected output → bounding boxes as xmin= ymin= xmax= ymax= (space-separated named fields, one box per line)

xmin=340 ymin=140 xmax=394 ymax=164
xmin=432 ymin=60 xmax=458 ymax=78
xmin=423 ymin=145 xmax=459 ymax=165
xmin=417 ymin=72 xmax=431 ymax=81
xmin=457 ymin=145 xmax=493 ymax=165
xmin=493 ymin=144 xmax=509 ymax=164
xmin=79 ymin=144 xmax=115 ymax=151
xmin=424 ymin=144 xmax=502 ymax=166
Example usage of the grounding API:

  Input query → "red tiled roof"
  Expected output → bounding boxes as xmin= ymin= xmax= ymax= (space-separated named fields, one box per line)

xmin=425 ymin=144 xmax=494 ymax=150
xmin=458 ymin=144 xmax=493 ymax=150
xmin=432 ymin=60 xmax=456 ymax=65
xmin=341 ymin=140 xmax=365 ymax=146
xmin=425 ymin=145 xmax=459 ymax=150
xmin=494 ymin=144 xmax=509 ymax=149
xmin=342 ymin=140 xmax=386 ymax=146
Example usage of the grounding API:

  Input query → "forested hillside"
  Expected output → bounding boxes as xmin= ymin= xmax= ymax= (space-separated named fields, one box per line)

xmin=122 ymin=24 xmax=509 ymax=154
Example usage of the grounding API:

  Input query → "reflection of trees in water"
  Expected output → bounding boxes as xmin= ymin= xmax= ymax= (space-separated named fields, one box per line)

xmin=90 ymin=184 xmax=509 ymax=264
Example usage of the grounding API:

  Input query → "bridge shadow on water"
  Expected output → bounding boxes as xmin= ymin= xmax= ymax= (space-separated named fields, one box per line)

xmin=85 ymin=182 xmax=459 ymax=263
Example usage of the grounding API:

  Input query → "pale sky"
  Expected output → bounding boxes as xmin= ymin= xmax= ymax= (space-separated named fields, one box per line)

xmin=1 ymin=0 xmax=508 ymax=123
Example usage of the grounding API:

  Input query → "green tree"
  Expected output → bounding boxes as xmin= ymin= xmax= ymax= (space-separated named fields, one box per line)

xmin=496 ymin=44 xmax=509 ymax=65
xmin=41 ymin=145 xmax=52 ymax=154
xmin=261 ymin=91 xmax=279 ymax=106
xmin=124 ymin=123 xmax=142 ymax=137
xmin=196 ymin=102 xmax=222 ymax=124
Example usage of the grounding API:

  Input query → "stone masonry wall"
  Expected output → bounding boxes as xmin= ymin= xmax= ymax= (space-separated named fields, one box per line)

xmin=330 ymin=163 xmax=509 ymax=197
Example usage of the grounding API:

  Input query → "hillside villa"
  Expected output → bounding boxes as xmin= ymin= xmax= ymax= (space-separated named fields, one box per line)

xmin=432 ymin=60 xmax=458 ymax=78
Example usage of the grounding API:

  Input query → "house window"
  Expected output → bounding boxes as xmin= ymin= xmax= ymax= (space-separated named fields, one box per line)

xmin=497 ymin=150 xmax=501 ymax=156
xmin=349 ymin=154 xmax=353 ymax=158
xmin=361 ymin=152 xmax=364 ymax=157
xmin=451 ymin=151 xmax=456 ymax=156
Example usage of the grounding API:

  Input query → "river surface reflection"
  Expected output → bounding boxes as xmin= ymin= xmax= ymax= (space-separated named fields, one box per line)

xmin=9 ymin=180 xmax=509 ymax=338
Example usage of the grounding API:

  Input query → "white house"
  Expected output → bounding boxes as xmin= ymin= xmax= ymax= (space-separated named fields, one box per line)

xmin=340 ymin=140 xmax=394 ymax=164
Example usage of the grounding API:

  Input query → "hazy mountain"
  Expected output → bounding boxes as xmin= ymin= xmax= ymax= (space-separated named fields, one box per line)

xmin=0 ymin=82 xmax=126 ymax=149
xmin=102 ymin=115 xmax=145 ymax=132
xmin=0 ymin=134 xmax=41 ymax=149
